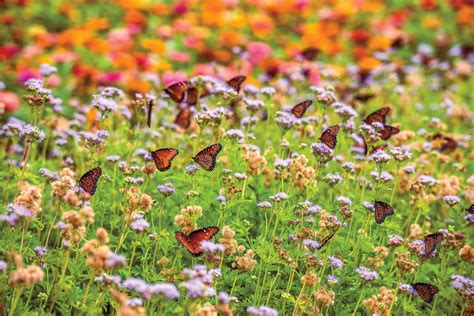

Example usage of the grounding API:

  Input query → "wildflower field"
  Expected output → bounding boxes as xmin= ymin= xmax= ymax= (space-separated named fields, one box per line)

xmin=1 ymin=0 xmax=473 ymax=315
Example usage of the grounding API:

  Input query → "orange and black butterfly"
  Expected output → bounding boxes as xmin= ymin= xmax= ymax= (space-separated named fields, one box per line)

xmin=291 ymin=100 xmax=313 ymax=118
xmin=378 ymin=125 xmax=400 ymax=140
xmin=151 ymin=148 xmax=179 ymax=172
xmin=164 ymin=81 xmax=190 ymax=103
xmin=185 ymin=86 xmax=212 ymax=106
xmin=175 ymin=226 xmax=219 ymax=257
xmin=364 ymin=107 xmax=391 ymax=124
xmin=174 ymin=106 xmax=192 ymax=129
xmin=353 ymin=92 xmax=375 ymax=103
xmin=316 ymin=226 xmax=339 ymax=250
xmin=227 ymin=75 xmax=246 ymax=93
xmin=193 ymin=143 xmax=222 ymax=171
xmin=374 ymin=201 xmax=394 ymax=224
xmin=424 ymin=232 xmax=443 ymax=255
xmin=369 ymin=144 xmax=388 ymax=156
xmin=79 ymin=167 xmax=102 ymax=196
xmin=467 ymin=204 xmax=474 ymax=214
xmin=431 ymin=133 xmax=457 ymax=153
xmin=320 ymin=125 xmax=340 ymax=149
xmin=300 ymin=47 xmax=320 ymax=61
xmin=411 ymin=283 xmax=439 ymax=304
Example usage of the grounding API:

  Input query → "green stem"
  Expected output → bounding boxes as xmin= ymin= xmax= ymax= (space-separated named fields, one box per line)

xmin=9 ymin=287 xmax=24 ymax=316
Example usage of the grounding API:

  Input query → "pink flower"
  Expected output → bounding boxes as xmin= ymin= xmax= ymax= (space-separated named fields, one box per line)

xmin=0 ymin=91 xmax=20 ymax=113
xmin=247 ymin=42 xmax=272 ymax=64
xmin=17 ymin=69 xmax=40 ymax=84
xmin=170 ymin=52 xmax=190 ymax=63
xmin=162 ymin=71 xmax=187 ymax=86
xmin=183 ymin=36 xmax=201 ymax=49
xmin=47 ymin=74 xmax=61 ymax=87
xmin=194 ymin=64 xmax=216 ymax=77
xmin=97 ymin=72 xmax=122 ymax=85
xmin=107 ymin=28 xmax=132 ymax=52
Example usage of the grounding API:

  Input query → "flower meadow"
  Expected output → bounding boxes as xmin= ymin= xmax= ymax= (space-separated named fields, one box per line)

xmin=0 ymin=1 xmax=473 ymax=315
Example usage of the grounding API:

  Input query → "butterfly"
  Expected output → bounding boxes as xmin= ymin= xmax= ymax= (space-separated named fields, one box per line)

xmin=378 ymin=125 xmax=400 ymax=140
xmin=151 ymin=148 xmax=179 ymax=172
xmin=424 ymin=232 xmax=443 ymax=255
xmin=164 ymin=81 xmax=190 ymax=103
xmin=316 ymin=227 xmax=339 ymax=250
xmin=185 ymin=86 xmax=212 ymax=106
xmin=364 ymin=107 xmax=391 ymax=124
xmin=175 ymin=226 xmax=219 ymax=257
xmin=467 ymin=204 xmax=474 ymax=214
xmin=300 ymin=47 xmax=320 ymax=61
xmin=193 ymin=143 xmax=222 ymax=171
xmin=369 ymin=144 xmax=388 ymax=156
xmin=411 ymin=283 xmax=439 ymax=304
xmin=227 ymin=75 xmax=246 ymax=93
xmin=174 ymin=106 xmax=192 ymax=129
xmin=79 ymin=167 xmax=102 ymax=196
xmin=431 ymin=133 xmax=457 ymax=153
xmin=374 ymin=201 xmax=394 ymax=224
xmin=291 ymin=100 xmax=313 ymax=118
xmin=353 ymin=92 xmax=375 ymax=103
xmin=320 ymin=125 xmax=340 ymax=149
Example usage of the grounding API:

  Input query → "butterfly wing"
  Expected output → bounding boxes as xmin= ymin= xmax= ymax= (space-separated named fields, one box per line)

xmin=176 ymin=226 xmax=219 ymax=257
xmin=79 ymin=167 xmax=102 ymax=196
xmin=378 ymin=125 xmax=400 ymax=140
xmin=439 ymin=136 xmax=457 ymax=153
xmin=369 ymin=144 xmax=388 ymax=156
xmin=467 ymin=204 xmax=474 ymax=214
xmin=364 ymin=107 xmax=391 ymax=124
xmin=424 ymin=232 xmax=443 ymax=255
xmin=227 ymin=76 xmax=246 ymax=93
xmin=164 ymin=81 xmax=189 ymax=103
xmin=316 ymin=227 xmax=339 ymax=250
xmin=300 ymin=47 xmax=319 ymax=61
xmin=291 ymin=100 xmax=312 ymax=118
xmin=151 ymin=148 xmax=179 ymax=172
xmin=320 ymin=125 xmax=340 ymax=149
xmin=374 ymin=201 xmax=394 ymax=224
xmin=412 ymin=283 xmax=439 ymax=303
xmin=175 ymin=106 xmax=192 ymax=129
xmin=193 ymin=143 xmax=223 ymax=171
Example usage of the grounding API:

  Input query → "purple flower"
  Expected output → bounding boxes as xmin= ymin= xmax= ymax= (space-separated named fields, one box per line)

xmin=225 ymin=129 xmax=244 ymax=140
xmin=39 ymin=168 xmax=59 ymax=181
xmin=34 ymin=246 xmax=47 ymax=257
xmin=322 ymin=173 xmax=343 ymax=186
xmin=337 ymin=196 xmax=352 ymax=206
xmin=418 ymin=175 xmax=437 ymax=187
xmin=399 ymin=284 xmax=418 ymax=296
xmin=342 ymin=162 xmax=355 ymax=173
xmin=123 ymin=278 xmax=152 ymax=299
xmin=246 ymin=305 xmax=278 ymax=316
xmin=390 ymin=146 xmax=412 ymax=162
xmin=465 ymin=214 xmax=474 ymax=225
xmin=443 ymin=195 xmax=461 ymax=207
xmin=200 ymin=241 xmax=225 ymax=254
xmin=92 ymin=94 xmax=118 ymax=114
xmin=57 ymin=221 xmax=67 ymax=230
xmin=95 ymin=273 xmax=122 ymax=287
xmin=218 ymin=291 xmax=237 ymax=304
xmin=369 ymin=151 xmax=391 ymax=164
xmin=185 ymin=164 xmax=199 ymax=175
xmin=273 ymin=158 xmax=291 ymax=170
xmin=107 ymin=253 xmax=126 ymax=268
xmin=270 ymin=192 xmax=288 ymax=202
xmin=451 ymin=275 xmax=474 ymax=299
xmin=370 ymin=171 xmax=394 ymax=183
xmin=327 ymin=275 xmax=339 ymax=285
xmin=355 ymin=266 xmax=379 ymax=282
xmin=130 ymin=214 xmax=150 ymax=233
xmin=303 ymin=239 xmax=320 ymax=249
xmin=106 ymin=155 xmax=121 ymax=162
xmin=149 ymin=282 xmax=180 ymax=299
xmin=127 ymin=298 xmax=143 ymax=307
xmin=312 ymin=142 xmax=334 ymax=163
xmin=79 ymin=130 xmax=109 ymax=147
xmin=180 ymin=265 xmax=220 ymax=299
xmin=39 ymin=64 xmax=57 ymax=76
xmin=0 ymin=204 xmax=33 ymax=226
xmin=257 ymin=201 xmax=272 ymax=209
xmin=157 ymin=183 xmax=176 ymax=197
xmin=404 ymin=165 xmax=415 ymax=174
xmin=328 ymin=256 xmax=344 ymax=269
xmin=0 ymin=260 xmax=6 ymax=272
xmin=388 ymin=235 xmax=404 ymax=247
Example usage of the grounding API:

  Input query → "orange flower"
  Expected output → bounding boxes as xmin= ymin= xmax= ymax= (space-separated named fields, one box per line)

xmin=219 ymin=30 xmax=245 ymax=48
xmin=141 ymin=39 xmax=166 ymax=56
xmin=422 ymin=16 xmax=440 ymax=29
xmin=125 ymin=10 xmax=146 ymax=27
xmin=368 ymin=36 xmax=392 ymax=51
xmin=125 ymin=76 xmax=151 ymax=94
xmin=250 ymin=13 xmax=274 ymax=38
xmin=359 ymin=57 xmax=381 ymax=71
xmin=84 ymin=18 xmax=109 ymax=32
xmin=151 ymin=4 xmax=170 ymax=15
xmin=457 ymin=7 xmax=474 ymax=26
xmin=86 ymin=38 xmax=109 ymax=55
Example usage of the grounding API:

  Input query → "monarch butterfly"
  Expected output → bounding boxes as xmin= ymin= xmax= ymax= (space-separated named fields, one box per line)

xmin=227 ymin=75 xmax=246 ymax=93
xmin=300 ymin=47 xmax=320 ymax=61
xmin=185 ymin=86 xmax=211 ymax=106
xmin=364 ymin=107 xmax=391 ymax=124
xmin=374 ymin=201 xmax=394 ymax=224
xmin=151 ymin=148 xmax=179 ymax=172
xmin=175 ymin=106 xmax=192 ymax=129
xmin=193 ymin=143 xmax=222 ymax=171
xmin=316 ymin=226 xmax=339 ymax=250
xmin=291 ymin=100 xmax=313 ymax=118
xmin=378 ymin=125 xmax=400 ymax=140
xmin=431 ymin=133 xmax=457 ymax=153
xmin=369 ymin=144 xmax=388 ymax=156
xmin=423 ymin=232 xmax=443 ymax=255
xmin=320 ymin=125 xmax=340 ymax=149
xmin=164 ymin=81 xmax=190 ymax=103
xmin=175 ymin=226 xmax=219 ymax=257
xmin=353 ymin=92 xmax=375 ymax=103
xmin=79 ymin=167 xmax=102 ymax=196
xmin=411 ymin=283 xmax=439 ymax=303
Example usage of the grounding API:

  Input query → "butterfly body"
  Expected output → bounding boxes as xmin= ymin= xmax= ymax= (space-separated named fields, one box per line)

xmin=374 ymin=201 xmax=394 ymax=224
xmin=79 ymin=167 xmax=102 ymax=196
xmin=151 ymin=148 xmax=179 ymax=172
xmin=193 ymin=143 xmax=222 ymax=171
xmin=320 ymin=125 xmax=340 ymax=149
xmin=411 ymin=283 xmax=439 ymax=303
xmin=175 ymin=226 xmax=219 ymax=257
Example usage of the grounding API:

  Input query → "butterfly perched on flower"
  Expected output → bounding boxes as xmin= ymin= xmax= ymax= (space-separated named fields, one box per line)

xmin=320 ymin=125 xmax=340 ymax=149
xmin=423 ymin=232 xmax=443 ymax=256
xmin=175 ymin=226 xmax=219 ymax=257
xmin=374 ymin=201 xmax=394 ymax=224
xmin=151 ymin=148 xmax=179 ymax=172
xmin=79 ymin=167 xmax=102 ymax=196
xmin=411 ymin=283 xmax=439 ymax=303
xmin=378 ymin=125 xmax=400 ymax=140
xmin=364 ymin=107 xmax=391 ymax=124
xmin=193 ymin=143 xmax=222 ymax=171
xmin=174 ymin=106 xmax=192 ymax=129
xmin=164 ymin=81 xmax=190 ymax=103
xmin=316 ymin=226 xmax=339 ymax=250
xmin=227 ymin=75 xmax=246 ymax=93
xmin=431 ymin=133 xmax=457 ymax=153
xmin=291 ymin=100 xmax=313 ymax=118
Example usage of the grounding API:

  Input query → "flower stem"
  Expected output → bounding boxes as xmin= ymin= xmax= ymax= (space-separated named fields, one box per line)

xmin=9 ymin=287 xmax=24 ymax=316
